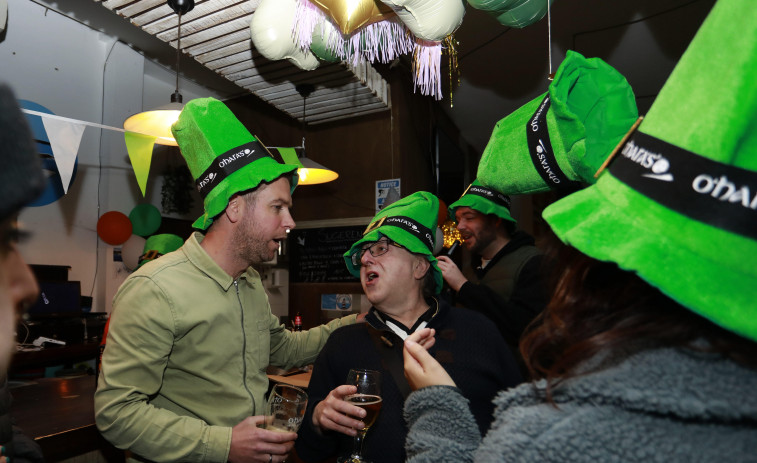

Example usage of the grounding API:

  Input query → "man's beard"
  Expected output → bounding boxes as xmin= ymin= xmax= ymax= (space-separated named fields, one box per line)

xmin=235 ymin=216 xmax=275 ymax=265
xmin=466 ymin=227 xmax=497 ymax=256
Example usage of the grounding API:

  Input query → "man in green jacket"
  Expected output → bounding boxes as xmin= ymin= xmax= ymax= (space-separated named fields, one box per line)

xmin=95 ymin=98 xmax=358 ymax=463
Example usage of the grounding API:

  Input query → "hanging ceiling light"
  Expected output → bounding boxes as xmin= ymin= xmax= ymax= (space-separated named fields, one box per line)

xmin=123 ymin=0 xmax=194 ymax=146
xmin=294 ymin=84 xmax=339 ymax=185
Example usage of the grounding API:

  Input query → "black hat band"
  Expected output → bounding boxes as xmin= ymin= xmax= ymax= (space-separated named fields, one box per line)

xmin=364 ymin=215 xmax=435 ymax=252
xmin=464 ymin=184 xmax=511 ymax=210
xmin=610 ymin=130 xmax=757 ymax=240
xmin=194 ymin=140 xmax=275 ymax=199
xmin=526 ymin=95 xmax=581 ymax=190
xmin=139 ymin=250 xmax=163 ymax=264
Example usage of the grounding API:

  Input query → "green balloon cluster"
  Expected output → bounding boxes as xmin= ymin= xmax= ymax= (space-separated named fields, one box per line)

xmin=467 ymin=0 xmax=556 ymax=28
xmin=129 ymin=203 xmax=162 ymax=237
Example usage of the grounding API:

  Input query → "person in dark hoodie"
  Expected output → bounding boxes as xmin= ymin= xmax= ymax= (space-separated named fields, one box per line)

xmin=436 ymin=180 xmax=547 ymax=371
xmin=0 ymin=83 xmax=46 ymax=463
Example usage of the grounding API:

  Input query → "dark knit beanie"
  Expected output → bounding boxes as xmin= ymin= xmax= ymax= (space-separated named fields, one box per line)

xmin=0 ymin=84 xmax=45 ymax=220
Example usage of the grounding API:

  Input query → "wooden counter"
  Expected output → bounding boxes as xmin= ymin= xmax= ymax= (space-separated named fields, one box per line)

xmin=10 ymin=372 xmax=311 ymax=462
xmin=10 ymin=342 xmax=100 ymax=374
xmin=9 ymin=375 xmax=122 ymax=462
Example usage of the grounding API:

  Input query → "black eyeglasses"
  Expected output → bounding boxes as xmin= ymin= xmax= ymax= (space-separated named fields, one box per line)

xmin=350 ymin=239 xmax=403 ymax=267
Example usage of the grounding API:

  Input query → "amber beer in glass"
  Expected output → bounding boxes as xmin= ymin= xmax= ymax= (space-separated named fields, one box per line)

xmin=344 ymin=393 xmax=382 ymax=431
xmin=263 ymin=383 xmax=308 ymax=432
xmin=338 ymin=369 xmax=382 ymax=463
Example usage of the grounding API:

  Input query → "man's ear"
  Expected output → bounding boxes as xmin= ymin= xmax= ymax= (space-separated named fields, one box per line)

xmin=413 ymin=256 xmax=431 ymax=280
xmin=224 ymin=194 xmax=243 ymax=223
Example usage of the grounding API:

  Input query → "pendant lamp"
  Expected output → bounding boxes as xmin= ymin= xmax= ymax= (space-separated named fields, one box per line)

xmin=123 ymin=0 xmax=194 ymax=146
xmin=294 ymin=84 xmax=339 ymax=185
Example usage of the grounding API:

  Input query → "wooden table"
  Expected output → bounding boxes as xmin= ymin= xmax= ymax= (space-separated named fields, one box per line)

xmin=9 ymin=371 xmax=312 ymax=462
xmin=266 ymin=370 xmax=312 ymax=389
xmin=9 ymin=375 xmax=122 ymax=462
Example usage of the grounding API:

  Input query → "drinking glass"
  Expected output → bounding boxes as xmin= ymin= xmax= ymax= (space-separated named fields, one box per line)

xmin=337 ymin=369 xmax=382 ymax=463
xmin=263 ymin=383 xmax=309 ymax=432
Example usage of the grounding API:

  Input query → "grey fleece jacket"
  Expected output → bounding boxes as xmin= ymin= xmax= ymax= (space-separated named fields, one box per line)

xmin=404 ymin=346 xmax=757 ymax=462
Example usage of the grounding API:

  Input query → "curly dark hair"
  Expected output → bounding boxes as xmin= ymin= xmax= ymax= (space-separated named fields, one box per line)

xmin=520 ymin=236 xmax=757 ymax=400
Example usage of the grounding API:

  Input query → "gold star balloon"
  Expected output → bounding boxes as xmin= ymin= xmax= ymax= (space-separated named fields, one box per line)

xmin=310 ymin=0 xmax=396 ymax=35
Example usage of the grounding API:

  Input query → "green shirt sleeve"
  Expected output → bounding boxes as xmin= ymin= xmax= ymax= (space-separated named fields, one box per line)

xmin=268 ymin=313 xmax=359 ymax=369
xmin=94 ymin=276 xmax=232 ymax=463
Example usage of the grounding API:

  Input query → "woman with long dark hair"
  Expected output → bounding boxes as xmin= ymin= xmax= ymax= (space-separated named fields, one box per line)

xmin=401 ymin=0 xmax=757 ymax=461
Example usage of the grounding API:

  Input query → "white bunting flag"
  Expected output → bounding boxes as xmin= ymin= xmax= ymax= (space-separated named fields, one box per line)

xmin=41 ymin=116 xmax=85 ymax=194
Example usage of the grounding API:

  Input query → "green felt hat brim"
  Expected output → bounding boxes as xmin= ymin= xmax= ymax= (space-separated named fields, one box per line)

xmin=343 ymin=229 xmax=443 ymax=295
xmin=478 ymin=50 xmax=638 ymax=195
xmin=449 ymin=195 xmax=516 ymax=224
xmin=543 ymin=170 xmax=757 ymax=342
xmin=143 ymin=234 xmax=184 ymax=255
xmin=343 ymin=192 xmax=443 ymax=293
xmin=137 ymin=234 xmax=185 ymax=269
xmin=478 ymin=92 xmax=579 ymax=195
xmin=545 ymin=0 xmax=757 ymax=342
xmin=192 ymin=159 xmax=298 ymax=230
xmin=170 ymin=97 xmax=299 ymax=230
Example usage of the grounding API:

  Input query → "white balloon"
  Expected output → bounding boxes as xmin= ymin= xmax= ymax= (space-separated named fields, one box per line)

xmin=250 ymin=0 xmax=320 ymax=70
xmin=0 ymin=0 xmax=7 ymax=33
xmin=379 ymin=0 xmax=465 ymax=42
xmin=122 ymin=234 xmax=146 ymax=272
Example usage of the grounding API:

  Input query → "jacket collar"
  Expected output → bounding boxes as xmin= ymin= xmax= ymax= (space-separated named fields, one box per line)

xmin=183 ymin=232 xmax=258 ymax=291
xmin=366 ymin=297 xmax=445 ymax=335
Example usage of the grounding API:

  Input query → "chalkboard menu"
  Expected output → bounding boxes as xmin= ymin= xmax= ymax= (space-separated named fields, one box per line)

xmin=289 ymin=225 xmax=365 ymax=282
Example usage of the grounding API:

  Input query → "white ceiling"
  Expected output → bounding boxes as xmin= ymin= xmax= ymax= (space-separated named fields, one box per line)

xmin=45 ymin=0 xmax=716 ymax=152
xmin=92 ymin=0 xmax=391 ymax=125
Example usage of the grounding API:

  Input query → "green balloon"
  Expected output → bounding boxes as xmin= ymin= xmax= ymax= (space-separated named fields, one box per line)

xmin=468 ymin=0 xmax=556 ymax=29
xmin=310 ymin=24 xmax=341 ymax=63
xmin=129 ymin=203 xmax=162 ymax=237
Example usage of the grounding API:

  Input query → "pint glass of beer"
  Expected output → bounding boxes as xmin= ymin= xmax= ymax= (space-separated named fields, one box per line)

xmin=263 ymin=383 xmax=309 ymax=432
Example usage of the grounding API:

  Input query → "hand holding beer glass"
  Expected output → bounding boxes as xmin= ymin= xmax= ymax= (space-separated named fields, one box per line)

xmin=338 ymin=369 xmax=382 ymax=463
xmin=263 ymin=383 xmax=309 ymax=432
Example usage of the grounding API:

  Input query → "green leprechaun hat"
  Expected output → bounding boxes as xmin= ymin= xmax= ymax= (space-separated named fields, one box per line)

xmin=477 ymin=50 xmax=638 ymax=195
xmin=543 ymin=0 xmax=757 ymax=341
xmin=137 ymin=233 xmax=184 ymax=269
xmin=344 ymin=191 xmax=443 ymax=294
xmin=449 ymin=179 xmax=516 ymax=224
xmin=171 ymin=98 xmax=298 ymax=230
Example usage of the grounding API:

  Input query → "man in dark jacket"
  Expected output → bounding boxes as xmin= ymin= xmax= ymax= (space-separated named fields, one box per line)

xmin=295 ymin=192 xmax=521 ymax=463
xmin=436 ymin=180 xmax=547 ymax=372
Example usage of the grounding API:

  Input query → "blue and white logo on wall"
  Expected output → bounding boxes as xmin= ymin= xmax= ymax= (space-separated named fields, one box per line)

xmin=20 ymin=100 xmax=78 ymax=206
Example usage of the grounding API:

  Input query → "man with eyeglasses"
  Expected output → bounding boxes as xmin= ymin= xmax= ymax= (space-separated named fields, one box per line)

xmin=295 ymin=192 xmax=522 ymax=463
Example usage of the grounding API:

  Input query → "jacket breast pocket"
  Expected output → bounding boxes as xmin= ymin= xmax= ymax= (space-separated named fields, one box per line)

xmin=256 ymin=319 xmax=270 ymax=366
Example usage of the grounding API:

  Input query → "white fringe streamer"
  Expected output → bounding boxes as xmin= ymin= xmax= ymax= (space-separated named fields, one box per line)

xmin=294 ymin=0 xmax=442 ymax=100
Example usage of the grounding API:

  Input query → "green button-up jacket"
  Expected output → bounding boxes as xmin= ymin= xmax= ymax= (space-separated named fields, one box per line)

xmin=95 ymin=232 xmax=356 ymax=462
